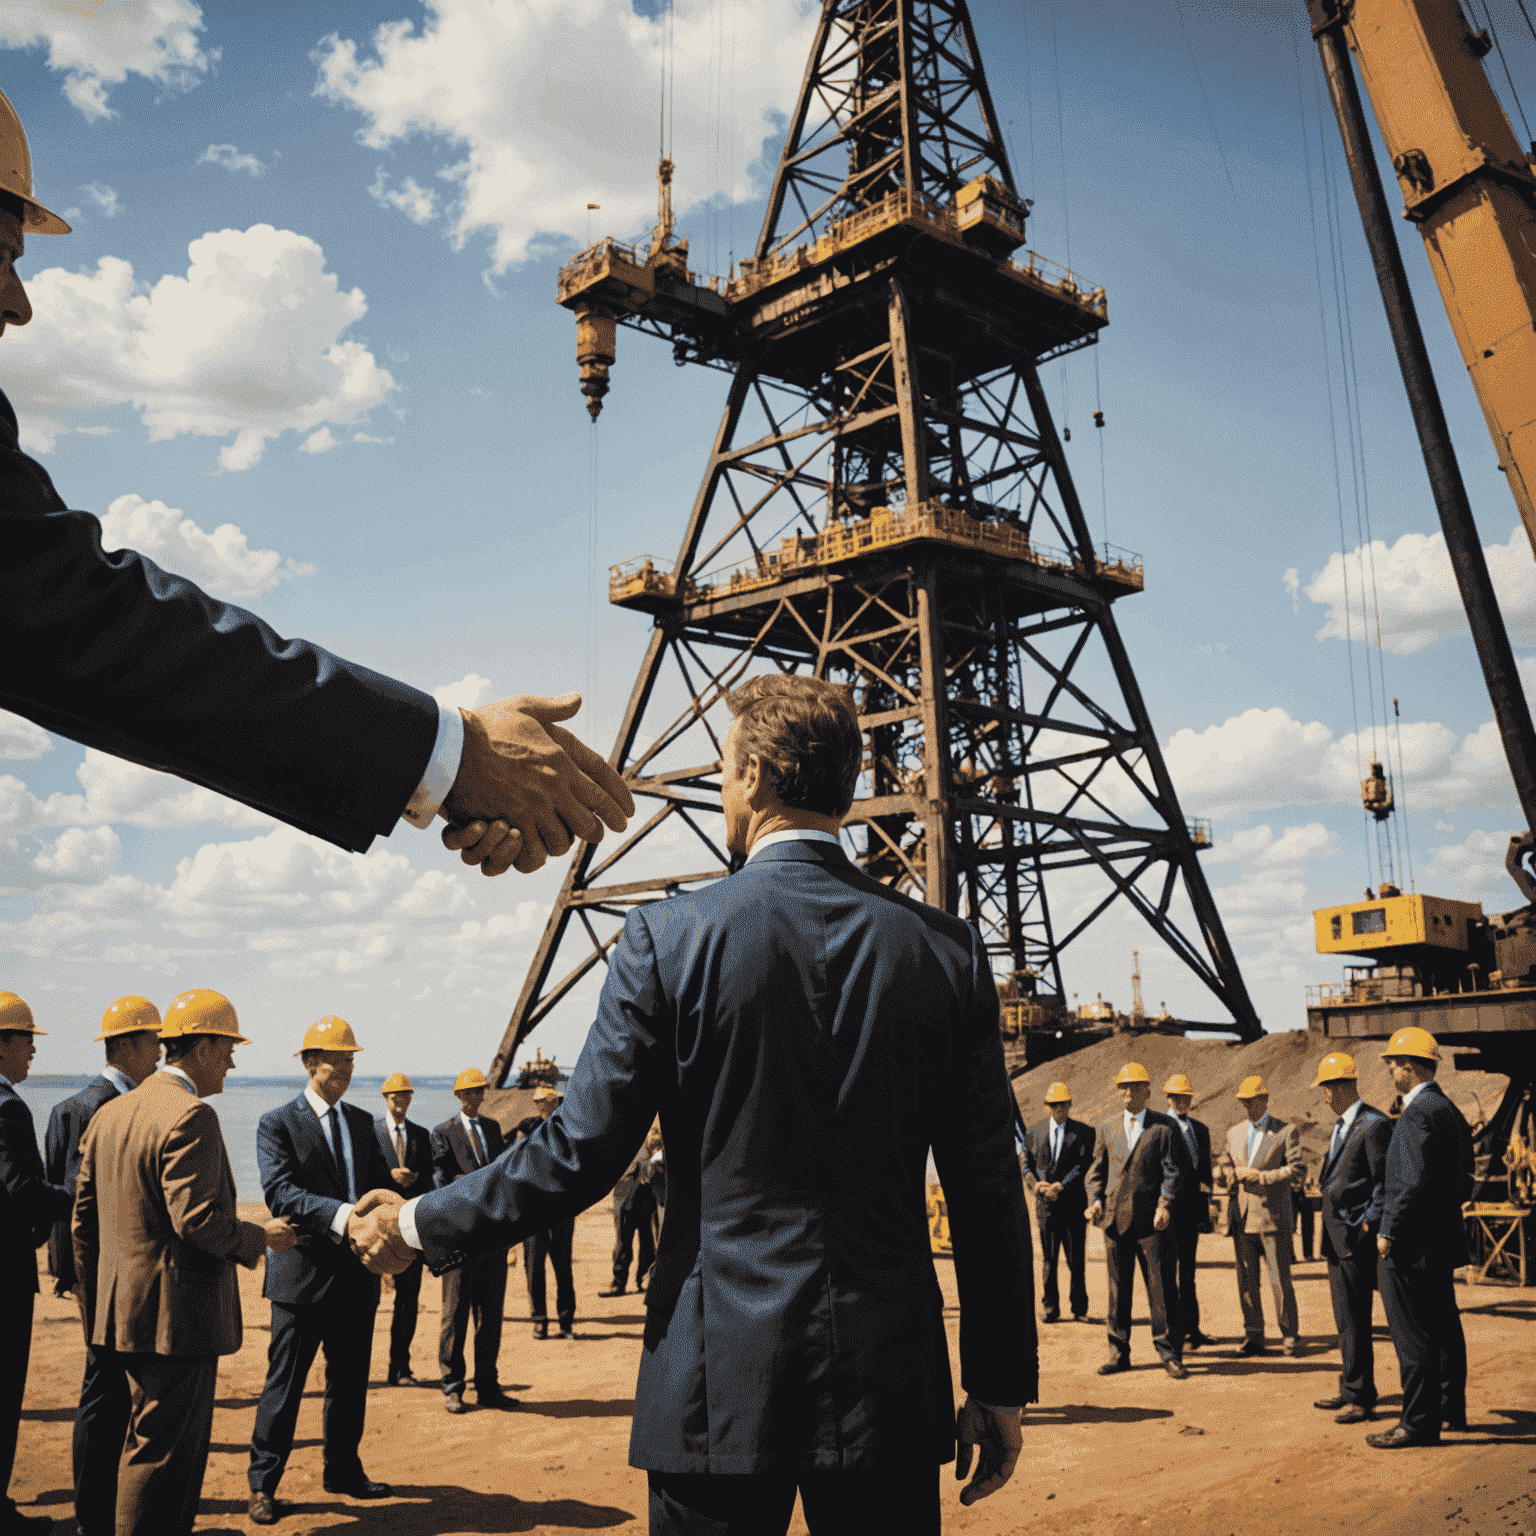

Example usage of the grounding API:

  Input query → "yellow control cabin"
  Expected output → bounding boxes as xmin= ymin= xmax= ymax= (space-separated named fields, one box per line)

xmin=1313 ymin=891 xmax=1484 ymax=958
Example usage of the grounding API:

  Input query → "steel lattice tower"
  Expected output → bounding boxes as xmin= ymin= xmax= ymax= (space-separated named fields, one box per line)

xmin=491 ymin=0 xmax=1259 ymax=1082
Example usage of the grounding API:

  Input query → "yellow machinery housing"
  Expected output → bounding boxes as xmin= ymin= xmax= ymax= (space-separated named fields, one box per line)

xmin=1313 ymin=892 xmax=1484 ymax=958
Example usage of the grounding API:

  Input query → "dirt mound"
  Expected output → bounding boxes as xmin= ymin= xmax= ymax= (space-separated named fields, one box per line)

xmin=1011 ymin=1028 xmax=1508 ymax=1170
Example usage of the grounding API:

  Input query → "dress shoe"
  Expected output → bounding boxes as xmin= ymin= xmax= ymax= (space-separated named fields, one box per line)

xmin=1041 ymin=1312 xmax=1060 ymax=1324
xmin=248 ymin=1491 xmax=279 ymax=1525
xmin=1164 ymin=1358 xmax=1190 ymax=1380
xmin=1282 ymin=1338 xmax=1303 ymax=1357
xmin=1335 ymin=1404 xmax=1374 ymax=1424
xmin=533 ymin=1320 xmax=549 ymax=1340
xmin=477 ymin=1389 xmax=520 ymax=1410
xmin=1097 ymin=1357 xmax=1131 ymax=1375
xmin=1443 ymin=1413 xmax=1469 ymax=1432
xmin=1237 ymin=1338 xmax=1268 ymax=1357
xmin=444 ymin=1391 xmax=471 ymax=1414
xmin=323 ymin=1474 xmax=391 ymax=1499
xmin=1186 ymin=1331 xmax=1214 ymax=1350
xmin=386 ymin=1365 xmax=416 ymax=1386
xmin=1314 ymin=1395 xmax=1350 ymax=1411
xmin=598 ymin=1285 xmax=626 ymax=1297
xmin=1072 ymin=1313 xmax=1089 ymax=1323
xmin=1366 ymin=1425 xmax=1439 ymax=1449
xmin=558 ymin=1327 xmax=576 ymax=1340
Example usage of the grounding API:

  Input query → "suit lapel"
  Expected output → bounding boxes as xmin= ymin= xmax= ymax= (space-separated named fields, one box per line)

xmin=291 ymin=1096 xmax=342 ymax=1195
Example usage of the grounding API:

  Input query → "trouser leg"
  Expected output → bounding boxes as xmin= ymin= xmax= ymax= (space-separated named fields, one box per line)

xmin=1062 ymin=1218 xmax=1088 ymax=1317
xmin=1380 ymin=1256 xmax=1441 ymax=1438
xmin=1104 ymin=1233 xmax=1135 ymax=1358
xmin=648 ymin=1471 xmax=799 ymax=1536
xmin=1300 ymin=1201 xmax=1316 ymax=1261
xmin=319 ymin=1294 xmax=376 ymax=1481
xmin=524 ymin=1233 xmax=549 ymax=1321
xmin=1260 ymin=1231 xmax=1299 ymax=1341
xmin=0 ymin=1289 xmax=33 ymax=1518
xmin=1137 ymin=1230 xmax=1180 ymax=1359
xmin=800 ymin=1464 xmax=941 ymax=1535
xmin=440 ymin=1267 xmax=472 ymax=1394
xmin=118 ymin=1353 xmax=216 ymax=1536
xmin=1437 ymin=1266 xmax=1468 ymax=1423
xmin=473 ymin=1255 xmax=507 ymax=1394
xmin=612 ymin=1201 xmax=633 ymax=1289
xmin=551 ymin=1220 xmax=576 ymax=1329
xmin=249 ymin=1303 xmax=324 ymax=1494
xmin=1328 ymin=1252 xmax=1377 ymax=1407
xmin=637 ymin=1194 xmax=658 ymax=1285
xmin=1039 ymin=1222 xmax=1062 ymax=1315
xmin=1173 ymin=1217 xmax=1201 ymax=1336
xmin=1234 ymin=1234 xmax=1266 ymax=1339
xmin=72 ymin=1341 xmax=131 ymax=1536
xmin=390 ymin=1257 xmax=423 ymax=1372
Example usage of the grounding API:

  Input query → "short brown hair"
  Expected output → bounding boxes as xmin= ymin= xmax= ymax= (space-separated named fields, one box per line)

xmin=105 ymin=1030 xmax=158 ymax=1064
xmin=726 ymin=674 xmax=861 ymax=816
xmin=163 ymin=1034 xmax=211 ymax=1063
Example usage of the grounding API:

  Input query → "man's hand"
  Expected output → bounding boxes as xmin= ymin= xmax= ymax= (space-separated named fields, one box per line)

xmin=443 ymin=818 xmax=523 ymax=877
xmin=389 ymin=1166 xmax=416 ymax=1189
xmin=263 ymin=1218 xmax=298 ymax=1253
xmin=442 ymin=694 xmax=635 ymax=875
xmin=1377 ymin=1234 xmax=1392 ymax=1258
xmin=1236 ymin=1166 xmax=1260 ymax=1185
xmin=955 ymin=1396 xmax=1022 ymax=1507
xmin=1153 ymin=1204 xmax=1171 ymax=1232
xmin=1085 ymin=1201 xmax=1102 ymax=1223
xmin=347 ymin=1189 xmax=413 ymax=1275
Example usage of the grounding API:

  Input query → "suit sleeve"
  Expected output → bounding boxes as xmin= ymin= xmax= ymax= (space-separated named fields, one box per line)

xmin=430 ymin=1127 xmax=458 ymax=1189
xmin=0 ymin=392 xmax=438 ymax=854
xmin=163 ymin=1106 xmax=266 ymax=1268
xmin=0 ymin=1097 xmax=73 ymax=1244
xmin=1085 ymin=1124 xmax=1107 ymax=1211
xmin=71 ymin=1122 xmax=100 ymax=1334
xmin=1256 ymin=1123 xmax=1302 ymax=1186
xmin=1019 ymin=1130 xmax=1041 ymax=1191
xmin=412 ymin=907 xmax=668 ymax=1265
xmin=930 ymin=925 xmax=1038 ymax=1408
xmin=1157 ymin=1127 xmax=1181 ymax=1206
xmin=1362 ymin=1115 xmax=1392 ymax=1230
xmin=258 ymin=1110 xmax=344 ymax=1237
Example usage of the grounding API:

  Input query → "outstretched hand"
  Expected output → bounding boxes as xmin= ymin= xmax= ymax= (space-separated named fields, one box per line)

xmin=346 ymin=1189 xmax=413 ymax=1275
xmin=442 ymin=694 xmax=635 ymax=875
xmin=955 ymin=1396 xmax=1022 ymax=1506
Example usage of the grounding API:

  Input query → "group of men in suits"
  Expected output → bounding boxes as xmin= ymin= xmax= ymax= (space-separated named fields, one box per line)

xmin=1018 ymin=1028 xmax=1476 ymax=1451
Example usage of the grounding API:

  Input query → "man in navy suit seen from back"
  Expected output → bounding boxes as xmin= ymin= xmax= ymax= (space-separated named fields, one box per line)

xmin=247 ymin=1017 xmax=394 ymax=1524
xmin=1021 ymin=1082 xmax=1092 ymax=1323
xmin=346 ymin=674 xmax=1037 ymax=1535
xmin=1367 ymin=1027 xmax=1475 ymax=1449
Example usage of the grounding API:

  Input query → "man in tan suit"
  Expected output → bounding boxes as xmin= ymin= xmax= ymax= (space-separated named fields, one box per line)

xmin=73 ymin=991 xmax=295 ymax=1536
xmin=1215 ymin=1074 xmax=1305 ymax=1356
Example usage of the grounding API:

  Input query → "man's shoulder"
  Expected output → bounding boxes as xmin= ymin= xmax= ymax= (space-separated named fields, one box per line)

xmin=339 ymin=1098 xmax=373 ymax=1126
xmin=1143 ymin=1110 xmax=1177 ymax=1132
xmin=1068 ymin=1116 xmax=1094 ymax=1138
xmin=431 ymin=1116 xmax=460 ymax=1139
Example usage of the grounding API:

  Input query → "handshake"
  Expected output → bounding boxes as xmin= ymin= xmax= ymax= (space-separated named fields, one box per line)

xmin=345 ymin=1189 xmax=416 ymax=1276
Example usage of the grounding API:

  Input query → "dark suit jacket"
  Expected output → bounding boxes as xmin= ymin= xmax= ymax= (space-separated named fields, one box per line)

xmin=411 ymin=840 xmax=1035 ymax=1474
xmin=0 ymin=388 xmax=437 ymax=852
xmin=1086 ymin=1111 xmax=1182 ymax=1239
xmin=1166 ymin=1113 xmax=1213 ymax=1225
xmin=431 ymin=1114 xmax=508 ymax=1188
xmin=0 ymin=1081 xmax=73 ymax=1293
xmin=1020 ymin=1116 xmax=1092 ymax=1223
xmin=45 ymin=1075 xmax=126 ymax=1290
xmin=257 ymin=1095 xmax=391 ymax=1306
xmin=1380 ymin=1081 xmax=1475 ymax=1267
xmin=1319 ymin=1101 xmax=1392 ymax=1265
xmin=374 ymin=1113 xmax=434 ymax=1201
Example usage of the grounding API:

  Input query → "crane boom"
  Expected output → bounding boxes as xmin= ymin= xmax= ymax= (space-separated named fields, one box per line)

xmin=1309 ymin=0 xmax=1536 ymax=546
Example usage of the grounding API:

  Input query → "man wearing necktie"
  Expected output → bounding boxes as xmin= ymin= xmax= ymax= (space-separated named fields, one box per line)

xmin=374 ymin=1074 xmax=434 ymax=1385
xmin=1309 ymin=1052 xmax=1391 ymax=1426
xmin=1085 ymin=1062 xmax=1186 ymax=1378
xmin=247 ymin=1017 xmax=394 ymax=1525
xmin=1161 ymin=1074 xmax=1214 ymax=1351
xmin=431 ymin=1069 xmax=514 ymax=1414
xmin=1216 ymin=1075 xmax=1305 ymax=1358
xmin=1020 ymin=1084 xmax=1092 ymax=1323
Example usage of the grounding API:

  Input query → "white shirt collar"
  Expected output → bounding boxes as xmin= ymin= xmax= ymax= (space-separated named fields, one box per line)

xmin=304 ymin=1084 xmax=342 ymax=1119
xmin=1248 ymin=1112 xmax=1270 ymax=1134
xmin=160 ymin=1065 xmax=199 ymax=1096
xmin=746 ymin=828 xmax=841 ymax=863
xmin=460 ymin=1109 xmax=482 ymax=1136
xmin=1402 ymin=1080 xmax=1432 ymax=1109
xmin=1124 ymin=1108 xmax=1145 ymax=1127
xmin=1335 ymin=1098 xmax=1363 ymax=1133
xmin=101 ymin=1066 xmax=138 ymax=1097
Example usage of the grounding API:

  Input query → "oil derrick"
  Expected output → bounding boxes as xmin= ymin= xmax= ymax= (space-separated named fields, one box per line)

xmin=490 ymin=0 xmax=1260 ymax=1082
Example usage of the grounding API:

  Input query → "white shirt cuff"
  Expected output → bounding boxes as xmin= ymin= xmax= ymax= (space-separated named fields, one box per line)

xmin=399 ymin=1195 xmax=424 ymax=1250
xmin=401 ymin=701 xmax=465 ymax=828
xmin=331 ymin=1202 xmax=354 ymax=1240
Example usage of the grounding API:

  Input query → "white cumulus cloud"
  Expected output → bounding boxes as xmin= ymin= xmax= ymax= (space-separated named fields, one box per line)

xmin=299 ymin=427 xmax=340 ymax=455
xmin=99 ymin=493 xmax=314 ymax=601
xmin=432 ymin=673 xmax=494 ymax=710
xmin=314 ymin=0 xmax=815 ymax=271
xmin=5 ymin=225 xmax=397 ymax=470
xmin=369 ymin=170 xmax=437 ymax=225
xmin=32 ymin=825 xmax=122 ymax=878
xmin=1302 ymin=524 xmax=1536 ymax=656
xmin=27 ymin=751 xmax=274 ymax=834
xmin=198 ymin=143 xmax=265 ymax=176
xmin=0 ymin=712 xmax=52 ymax=761
xmin=1 ymin=1 xmax=216 ymax=120
xmin=82 ymin=182 xmax=120 ymax=217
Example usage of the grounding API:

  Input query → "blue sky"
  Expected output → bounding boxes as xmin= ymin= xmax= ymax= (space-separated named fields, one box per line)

xmin=2 ymin=0 xmax=1532 ymax=1077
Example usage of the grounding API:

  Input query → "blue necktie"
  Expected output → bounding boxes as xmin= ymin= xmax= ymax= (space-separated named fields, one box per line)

xmin=1329 ymin=1119 xmax=1343 ymax=1164
xmin=325 ymin=1107 xmax=350 ymax=1196
xmin=468 ymin=1119 xmax=486 ymax=1167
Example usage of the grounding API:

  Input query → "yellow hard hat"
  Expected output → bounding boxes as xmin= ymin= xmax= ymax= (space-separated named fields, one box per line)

xmin=295 ymin=1015 xmax=362 ymax=1056
xmin=95 ymin=995 xmax=163 ymax=1042
xmin=161 ymin=990 xmax=249 ymax=1043
xmin=1163 ymin=1073 xmax=1194 ymax=1096
xmin=1236 ymin=1075 xmax=1269 ymax=1099
xmin=1313 ymin=1051 xmax=1358 ymax=1085
xmin=0 ymin=89 xmax=71 ymax=235
xmin=381 ymin=1072 xmax=413 ymax=1095
xmin=454 ymin=1067 xmax=489 ymax=1094
xmin=1113 ymin=1061 xmax=1151 ymax=1086
xmin=1042 ymin=1082 xmax=1072 ymax=1105
xmin=532 ymin=1085 xmax=563 ymax=1103
xmin=1381 ymin=1026 xmax=1441 ymax=1063
xmin=0 ymin=991 xmax=44 ymax=1035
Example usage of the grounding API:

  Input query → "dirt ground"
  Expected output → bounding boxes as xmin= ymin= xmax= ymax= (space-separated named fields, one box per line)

xmin=13 ymin=1195 xmax=1534 ymax=1536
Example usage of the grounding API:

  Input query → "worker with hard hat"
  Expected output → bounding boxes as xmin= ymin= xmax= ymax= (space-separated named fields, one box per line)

xmin=1216 ymin=1074 xmax=1305 ymax=1357
xmin=373 ymin=1073 xmax=434 ymax=1386
xmin=431 ymin=1068 xmax=516 ymax=1413
xmin=1367 ymin=1027 xmax=1474 ymax=1449
xmin=601 ymin=1118 xmax=665 ymax=1300
xmin=0 ymin=89 xmax=632 ymax=886
xmin=0 ymin=993 xmax=73 ymax=1532
xmin=515 ymin=1085 xmax=579 ymax=1340
xmin=1019 ymin=1083 xmax=1093 ymax=1323
xmin=1308 ymin=1051 xmax=1392 ymax=1427
xmin=1161 ymin=1073 xmax=1215 ymax=1350
xmin=42 ymin=997 xmax=163 ymax=1536
xmin=71 ymin=990 xmax=297 ymax=1536
xmin=247 ymin=1017 xmax=395 ymax=1524
xmin=1084 ymin=1062 xmax=1188 ymax=1377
